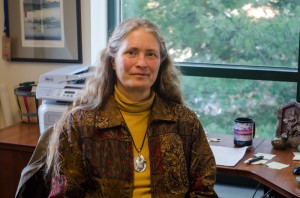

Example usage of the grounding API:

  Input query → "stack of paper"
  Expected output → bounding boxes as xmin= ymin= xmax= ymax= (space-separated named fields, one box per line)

xmin=210 ymin=145 xmax=248 ymax=166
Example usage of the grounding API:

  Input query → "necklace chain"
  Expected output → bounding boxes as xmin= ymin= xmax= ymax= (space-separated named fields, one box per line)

xmin=131 ymin=130 xmax=147 ymax=153
xmin=131 ymin=129 xmax=148 ymax=172
xmin=118 ymin=111 xmax=148 ymax=172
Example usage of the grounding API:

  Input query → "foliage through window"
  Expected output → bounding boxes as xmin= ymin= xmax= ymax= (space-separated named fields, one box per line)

xmin=117 ymin=0 xmax=300 ymax=138
xmin=122 ymin=0 xmax=299 ymax=67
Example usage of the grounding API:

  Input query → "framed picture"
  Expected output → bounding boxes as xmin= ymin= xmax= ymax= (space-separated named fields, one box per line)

xmin=7 ymin=0 xmax=82 ymax=63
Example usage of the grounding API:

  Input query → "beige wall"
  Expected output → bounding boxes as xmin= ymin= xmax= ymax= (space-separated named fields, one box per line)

xmin=0 ymin=0 xmax=107 ymax=128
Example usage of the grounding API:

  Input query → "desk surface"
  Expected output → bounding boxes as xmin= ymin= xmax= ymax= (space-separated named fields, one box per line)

xmin=0 ymin=123 xmax=39 ymax=152
xmin=237 ymin=139 xmax=300 ymax=198
xmin=0 ymin=123 xmax=40 ymax=198
xmin=207 ymin=133 xmax=300 ymax=198
xmin=208 ymin=133 xmax=264 ymax=175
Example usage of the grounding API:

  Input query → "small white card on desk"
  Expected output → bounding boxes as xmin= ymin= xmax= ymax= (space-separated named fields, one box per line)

xmin=244 ymin=153 xmax=275 ymax=165
xmin=244 ymin=158 xmax=268 ymax=164
xmin=266 ymin=162 xmax=289 ymax=169
xmin=293 ymin=152 xmax=300 ymax=161
xmin=254 ymin=153 xmax=276 ymax=160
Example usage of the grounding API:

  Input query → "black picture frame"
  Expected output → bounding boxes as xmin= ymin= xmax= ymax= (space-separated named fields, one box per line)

xmin=8 ymin=0 xmax=82 ymax=63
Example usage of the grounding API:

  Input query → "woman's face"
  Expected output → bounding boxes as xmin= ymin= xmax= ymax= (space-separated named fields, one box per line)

xmin=112 ymin=28 xmax=161 ymax=100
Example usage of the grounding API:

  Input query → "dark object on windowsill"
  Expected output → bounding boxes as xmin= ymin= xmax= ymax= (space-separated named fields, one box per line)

xmin=271 ymin=133 xmax=288 ymax=149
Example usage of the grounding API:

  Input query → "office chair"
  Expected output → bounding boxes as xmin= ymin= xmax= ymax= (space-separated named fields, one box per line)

xmin=15 ymin=127 xmax=53 ymax=198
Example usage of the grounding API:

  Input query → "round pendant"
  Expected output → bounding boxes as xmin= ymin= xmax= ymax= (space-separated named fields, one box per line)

xmin=134 ymin=154 xmax=146 ymax=172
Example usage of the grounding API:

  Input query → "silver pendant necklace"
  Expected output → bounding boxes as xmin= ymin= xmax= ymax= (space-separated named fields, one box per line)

xmin=134 ymin=151 xmax=146 ymax=172
xmin=132 ymin=131 xmax=147 ymax=172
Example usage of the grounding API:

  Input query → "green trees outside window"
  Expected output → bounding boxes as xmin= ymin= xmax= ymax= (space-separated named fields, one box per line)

xmin=118 ymin=0 xmax=300 ymax=138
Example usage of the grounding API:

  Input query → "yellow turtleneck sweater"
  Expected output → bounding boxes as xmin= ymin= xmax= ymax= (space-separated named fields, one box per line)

xmin=114 ymin=87 xmax=154 ymax=198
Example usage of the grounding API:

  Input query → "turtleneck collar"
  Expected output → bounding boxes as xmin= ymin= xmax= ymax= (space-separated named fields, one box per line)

xmin=114 ymin=86 xmax=155 ymax=113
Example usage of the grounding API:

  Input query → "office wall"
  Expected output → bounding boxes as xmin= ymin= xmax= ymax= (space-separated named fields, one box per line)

xmin=0 ymin=0 xmax=107 ymax=128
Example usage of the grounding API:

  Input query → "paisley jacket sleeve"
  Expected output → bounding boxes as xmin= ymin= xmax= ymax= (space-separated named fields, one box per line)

xmin=188 ymin=115 xmax=218 ymax=198
xmin=48 ymin=113 xmax=87 ymax=198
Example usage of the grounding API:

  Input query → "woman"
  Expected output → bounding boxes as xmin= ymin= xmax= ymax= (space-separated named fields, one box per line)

xmin=46 ymin=18 xmax=218 ymax=197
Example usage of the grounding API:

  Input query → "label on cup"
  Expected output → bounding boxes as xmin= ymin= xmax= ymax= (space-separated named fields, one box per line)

xmin=234 ymin=122 xmax=254 ymax=141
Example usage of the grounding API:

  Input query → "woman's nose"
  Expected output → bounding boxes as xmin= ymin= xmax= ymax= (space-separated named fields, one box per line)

xmin=136 ymin=54 xmax=147 ymax=66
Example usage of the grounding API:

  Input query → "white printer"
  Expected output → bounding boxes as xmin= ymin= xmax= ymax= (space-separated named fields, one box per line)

xmin=36 ymin=65 xmax=92 ymax=134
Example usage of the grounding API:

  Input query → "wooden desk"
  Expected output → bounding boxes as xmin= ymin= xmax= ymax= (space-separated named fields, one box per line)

xmin=0 ymin=123 xmax=40 ymax=198
xmin=237 ymin=138 xmax=300 ymax=198
xmin=207 ymin=133 xmax=264 ymax=176
xmin=207 ymin=133 xmax=300 ymax=198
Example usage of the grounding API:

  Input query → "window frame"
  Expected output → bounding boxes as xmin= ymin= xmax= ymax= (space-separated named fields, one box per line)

xmin=108 ymin=0 xmax=300 ymax=102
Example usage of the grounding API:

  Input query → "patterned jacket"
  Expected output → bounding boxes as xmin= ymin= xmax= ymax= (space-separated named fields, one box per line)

xmin=49 ymin=95 xmax=218 ymax=198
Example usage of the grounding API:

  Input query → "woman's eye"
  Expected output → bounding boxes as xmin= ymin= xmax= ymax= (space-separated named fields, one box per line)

xmin=147 ymin=52 xmax=158 ymax=58
xmin=127 ymin=50 xmax=136 ymax=56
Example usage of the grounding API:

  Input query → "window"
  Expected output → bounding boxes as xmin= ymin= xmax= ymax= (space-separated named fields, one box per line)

xmin=108 ymin=0 xmax=300 ymax=138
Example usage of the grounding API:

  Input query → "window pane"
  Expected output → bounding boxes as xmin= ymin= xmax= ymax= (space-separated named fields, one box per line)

xmin=122 ymin=0 xmax=299 ymax=68
xmin=181 ymin=76 xmax=297 ymax=138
